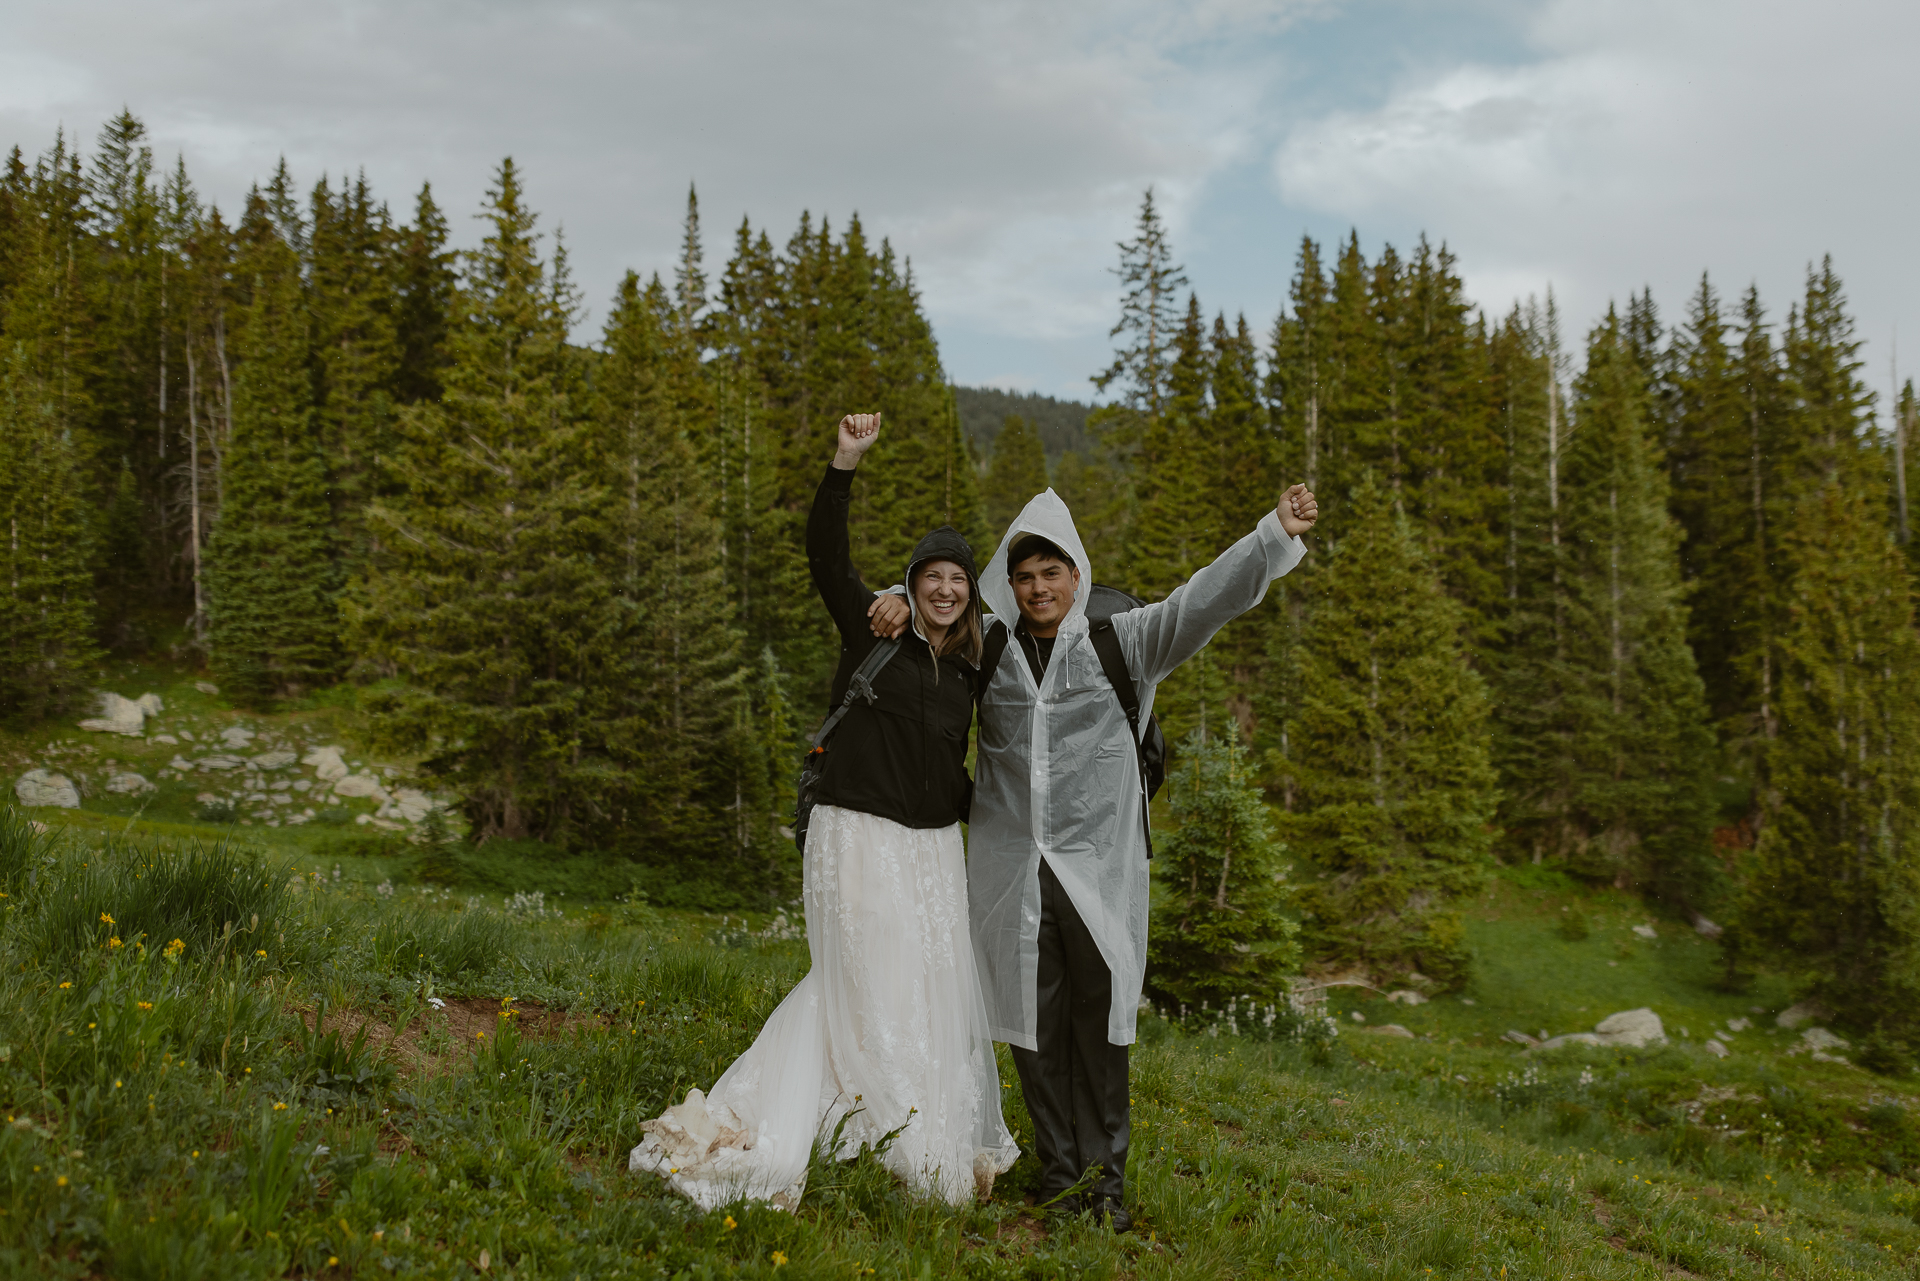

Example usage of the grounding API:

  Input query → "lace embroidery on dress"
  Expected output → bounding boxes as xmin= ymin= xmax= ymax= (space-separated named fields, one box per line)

xmin=630 ymin=805 xmax=1018 ymax=1210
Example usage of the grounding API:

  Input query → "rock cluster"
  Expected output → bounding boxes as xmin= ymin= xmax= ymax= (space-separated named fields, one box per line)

xmin=1534 ymin=1007 xmax=1667 ymax=1050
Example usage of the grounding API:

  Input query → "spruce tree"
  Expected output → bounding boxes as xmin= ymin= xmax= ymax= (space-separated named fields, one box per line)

xmin=1126 ymin=293 xmax=1210 ymax=597
xmin=982 ymin=411 xmax=1048 ymax=534
xmin=1497 ymin=313 xmax=1718 ymax=900
xmin=350 ymin=159 xmax=600 ymax=842
xmin=1091 ymin=187 xmax=1187 ymax=451
xmin=204 ymin=195 xmax=340 ymax=702
xmin=393 ymin=183 xmax=455 ymax=405
xmin=1285 ymin=477 xmax=1494 ymax=987
xmin=1147 ymin=732 xmax=1301 ymax=1012
xmin=586 ymin=269 xmax=743 ymax=864
xmin=0 ymin=342 xmax=100 ymax=718
xmin=308 ymin=172 xmax=400 ymax=571
xmin=1733 ymin=482 xmax=1920 ymax=1046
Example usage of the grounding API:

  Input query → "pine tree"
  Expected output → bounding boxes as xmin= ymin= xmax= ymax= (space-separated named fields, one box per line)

xmin=1147 ymin=732 xmax=1301 ymax=1011
xmin=1091 ymin=187 xmax=1187 ymax=450
xmin=309 ymin=172 xmax=399 ymax=570
xmin=585 ymin=268 xmax=742 ymax=863
xmin=1497 ymin=312 xmax=1718 ymax=900
xmin=1126 ymin=293 xmax=1210 ymax=597
xmin=350 ymin=159 xmax=601 ymax=842
xmin=1733 ymin=482 xmax=1920 ymax=1046
xmin=203 ymin=194 xmax=340 ymax=702
xmin=0 ymin=342 xmax=100 ymax=718
xmin=982 ymin=411 xmax=1048 ymax=534
xmin=393 ymin=183 xmax=455 ymax=405
xmin=1285 ymin=477 xmax=1494 ymax=987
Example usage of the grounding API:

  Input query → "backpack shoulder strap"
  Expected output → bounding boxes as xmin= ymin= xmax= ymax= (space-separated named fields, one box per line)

xmin=975 ymin=618 xmax=1011 ymax=710
xmin=1089 ymin=619 xmax=1156 ymax=858
xmin=1086 ymin=620 xmax=1142 ymax=739
xmin=811 ymin=637 xmax=901 ymax=749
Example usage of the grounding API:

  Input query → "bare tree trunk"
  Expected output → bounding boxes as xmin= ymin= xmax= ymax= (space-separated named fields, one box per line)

xmin=186 ymin=345 xmax=205 ymax=641
xmin=1609 ymin=486 xmax=1623 ymax=717
xmin=1892 ymin=341 xmax=1909 ymax=544
xmin=213 ymin=307 xmax=232 ymax=516
xmin=158 ymin=258 xmax=167 ymax=461
xmin=1750 ymin=388 xmax=1773 ymax=740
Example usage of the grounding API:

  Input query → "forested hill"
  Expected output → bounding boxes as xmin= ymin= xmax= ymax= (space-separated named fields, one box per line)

xmin=953 ymin=385 xmax=1092 ymax=461
xmin=4 ymin=115 xmax=1920 ymax=1066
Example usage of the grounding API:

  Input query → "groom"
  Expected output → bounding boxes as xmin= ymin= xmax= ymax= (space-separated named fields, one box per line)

xmin=872 ymin=480 xmax=1318 ymax=1229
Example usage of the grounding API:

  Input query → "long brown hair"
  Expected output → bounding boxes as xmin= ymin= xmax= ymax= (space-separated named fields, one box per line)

xmin=933 ymin=603 xmax=983 ymax=668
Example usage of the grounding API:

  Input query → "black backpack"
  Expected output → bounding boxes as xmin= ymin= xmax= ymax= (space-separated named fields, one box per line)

xmin=978 ymin=584 xmax=1167 ymax=854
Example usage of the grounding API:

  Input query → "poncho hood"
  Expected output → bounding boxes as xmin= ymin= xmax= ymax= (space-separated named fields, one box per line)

xmin=979 ymin=489 xmax=1093 ymax=629
xmin=904 ymin=525 xmax=983 ymax=646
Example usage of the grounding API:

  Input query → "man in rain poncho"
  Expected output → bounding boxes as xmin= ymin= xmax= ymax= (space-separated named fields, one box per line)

xmin=874 ymin=481 xmax=1318 ymax=1228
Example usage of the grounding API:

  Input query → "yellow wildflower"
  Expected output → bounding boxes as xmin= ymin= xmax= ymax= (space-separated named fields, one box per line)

xmin=99 ymin=913 xmax=114 ymax=925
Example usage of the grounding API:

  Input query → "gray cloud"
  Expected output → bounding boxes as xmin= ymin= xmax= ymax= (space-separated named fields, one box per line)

xmin=1274 ymin=0 xmax=1920 ymax=411
xmin=4 ymin=1 xmax=1914 ymax=404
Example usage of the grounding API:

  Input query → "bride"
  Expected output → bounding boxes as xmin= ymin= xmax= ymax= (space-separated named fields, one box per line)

xmin=631 ymin=412 xmax=1019 ymax=1210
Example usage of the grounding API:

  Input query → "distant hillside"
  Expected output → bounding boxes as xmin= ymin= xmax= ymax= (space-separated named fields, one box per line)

xmin=953 ymin=386 xmax=1094 ymax=462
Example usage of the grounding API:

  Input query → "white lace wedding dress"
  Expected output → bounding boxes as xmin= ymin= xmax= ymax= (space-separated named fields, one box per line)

xmin=630 ymin=804 xmax=1020 ymax=1210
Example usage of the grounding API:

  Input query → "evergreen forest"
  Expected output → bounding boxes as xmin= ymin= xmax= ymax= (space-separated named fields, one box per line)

xmin=5 ymin=114 xmax=1918 ymax=1064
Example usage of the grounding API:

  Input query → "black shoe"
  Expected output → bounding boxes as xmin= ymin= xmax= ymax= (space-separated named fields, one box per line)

xmin=1092 ymin=1200 xmax=1131 ymax=1233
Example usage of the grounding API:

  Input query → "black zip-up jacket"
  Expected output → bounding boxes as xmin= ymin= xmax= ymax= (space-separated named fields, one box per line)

xmin=805 ymin=463 xmax=979 ymax=829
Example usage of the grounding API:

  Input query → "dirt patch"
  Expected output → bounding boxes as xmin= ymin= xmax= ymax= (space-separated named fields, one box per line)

xmin=293 ymin=997 xmax=606 ymax=1078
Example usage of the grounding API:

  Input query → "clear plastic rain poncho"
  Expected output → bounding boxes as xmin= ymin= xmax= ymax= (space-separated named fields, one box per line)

xmin=969 ymin=490 xmax=1306 ymax=1048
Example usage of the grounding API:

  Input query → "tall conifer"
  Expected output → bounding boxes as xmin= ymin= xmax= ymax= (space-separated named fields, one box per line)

xmin=1285 ymin=477 xmax=1494 ymax=986
xmin=586 ymin=269 xmax=744 ymax=864
xmin=351 ymin=159 xmax=600 ymax=841
xmin=204 ymin=196 xmax=339 ymax=702
xmin=1734 ymin=483 xmax=1920 ymax=1045
xmin=0 ymin=342 xmax=99 ymax=718
xmin=1497 ymin=313 xmax=1717 ymax=899
xmin=393 ymin=183 xmax=454 ymax=405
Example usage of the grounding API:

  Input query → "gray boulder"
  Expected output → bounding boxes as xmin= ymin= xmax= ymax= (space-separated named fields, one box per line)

xmin=1537 ymin=1008 xmax=1666 ymax=1051
xmin=1594 ymin=1008 xmax=1666 ymax=1047
xmin=78 ymin=692 xmax=149 ymax=736
xmin=15 ymin=770 xmax=80 ymax=808
xmin=1776 ymin=1000 xmax=1827 ymax=1029
xmin=302 ymin=746 xmax=348 ymax=782
xmin=334 ymin=774 xmax=389 ymax=802
xmin=104 ymin=772 xmax=155 ymax=794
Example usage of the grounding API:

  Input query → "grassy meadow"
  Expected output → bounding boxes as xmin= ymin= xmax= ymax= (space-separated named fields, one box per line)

xmin=2 ymin=676 xmax=1918 ymax=1279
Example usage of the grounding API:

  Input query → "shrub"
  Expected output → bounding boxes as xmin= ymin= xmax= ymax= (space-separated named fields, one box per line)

xmin=1147 ymin=733 xmax=1300 ymax=1011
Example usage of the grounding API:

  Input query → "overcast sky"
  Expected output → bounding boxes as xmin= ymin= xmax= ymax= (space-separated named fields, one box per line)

xmin=4 ymin=0 xmax=1915 ymax=413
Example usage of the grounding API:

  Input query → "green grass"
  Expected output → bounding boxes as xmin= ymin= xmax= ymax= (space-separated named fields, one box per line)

xmin=0 ymin=805 xmax=1916 ymax=1279
xmin=2 ymin=671 xmax=1918 ymax=1277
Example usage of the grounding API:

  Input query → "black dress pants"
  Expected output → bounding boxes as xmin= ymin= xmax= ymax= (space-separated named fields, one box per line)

xmin=1010 ymin=859 xmax=1130 ymax=1211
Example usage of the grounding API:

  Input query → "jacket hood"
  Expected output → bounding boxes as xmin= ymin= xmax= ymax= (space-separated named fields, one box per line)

xmin=905 ymin=525 xmax=982 ymax=647
xmin=979 ymin=489 xmax=1093 ymax=629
